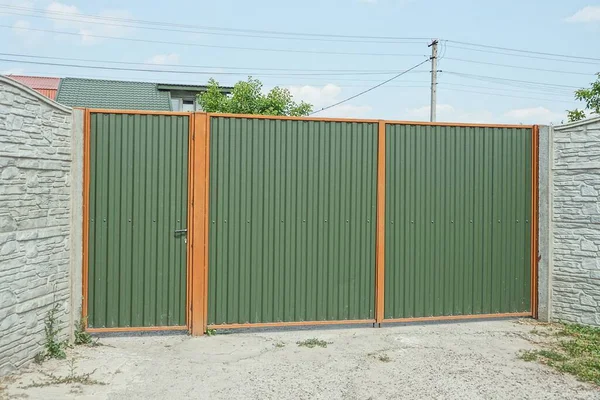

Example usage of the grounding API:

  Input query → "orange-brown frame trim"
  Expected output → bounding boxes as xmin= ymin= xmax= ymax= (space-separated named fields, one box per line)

xmin=190 ymin=112 xmax=210 ymax=335
xmin=531 ymin=125 xmax=540 ymax=319
xmin=81 ymin=110 xmax=538 ymax=334
xmin=82 ymin=110 xmax=195 ymax=333
xmin=82 ymin=108 xmax=90 ymax=328
xmin=208 ymin=319 xmax=376 ymax=330
xmin=84 ymin=109 xmax=193 ymax=116
xmin=375 ymin=121 xmax=386 ymax=323
xmin=206 ymin=112 xmax=534 ymax=129
xmin=86 ymin=326 xmax=189 ymax=333
xmin=382 ymin=312 xmax=531 ymax=324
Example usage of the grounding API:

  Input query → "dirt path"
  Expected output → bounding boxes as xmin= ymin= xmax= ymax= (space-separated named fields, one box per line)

xmin=2 ymin=320 xmax=598 ymax=399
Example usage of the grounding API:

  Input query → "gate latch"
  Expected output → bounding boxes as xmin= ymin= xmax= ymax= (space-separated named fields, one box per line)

xmin=174 ymin=228 xmax=188 ymax=243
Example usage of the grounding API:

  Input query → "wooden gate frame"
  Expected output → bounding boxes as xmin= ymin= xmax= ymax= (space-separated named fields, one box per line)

xmin=82 ymin=110 xmax=539 ymax=335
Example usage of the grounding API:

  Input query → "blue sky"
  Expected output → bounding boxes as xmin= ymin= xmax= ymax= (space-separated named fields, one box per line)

xmin=1 ymin=0 xmax=599 ymax=124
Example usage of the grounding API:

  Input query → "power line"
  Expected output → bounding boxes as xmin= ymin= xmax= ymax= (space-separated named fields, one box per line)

xmin=1 ymin=67 xmax=433 ymax=88
xmin=444 ymin=57 xmax=596 ymax=76
xmin=311 ymin=58 xmax=430 ymax=115
xmin=0 ymin=57 xmax=431 ymax=77
xmin=440 ymin=87 xmax=579 ymax=104
xmin=443 ymin=71 xmax=582 ymax=89
xmin=0 ymin=52 xmax=422 ymax=74
xmin=439 ymin=82 xmax=573 ymax=97
xmin=2 ymin=24 xmax=427 ymax=58
xmin=0 ymin=3 xmax=430 ymax=42
xmin=444 ymin=44 xmax=600 ymax=66
xmin=0 ymin=9 xmax=428 ymax=45
xmin=446 ymin=39 xmax=600 ymax=62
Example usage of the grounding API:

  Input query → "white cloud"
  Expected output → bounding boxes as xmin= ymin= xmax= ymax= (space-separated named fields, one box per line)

xmin=403 ymin=104 xmax=563 ymax=125
xmin=403 ymin=104 xmax=495 ymax=123
xmin=503 ymin=106 xmax=563 ymax=124
xmin=12 ymin=19 xmax=42 ymax=45
xmin=45 ymin=2 xmax=133 ymax=45
xmin=145 ymin=54 xmax=180 ymax=65
xmin=566 ymin=6 xmax=600 ymax=23
xmin=287 ymin=84 xmax=372 ymax=118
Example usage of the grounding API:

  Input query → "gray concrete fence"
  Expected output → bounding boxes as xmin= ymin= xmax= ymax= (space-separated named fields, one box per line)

xmin=0 ymin=76 xmax=82 ymax=376
xmin=549 ymin=117 xmax=600 ymax=326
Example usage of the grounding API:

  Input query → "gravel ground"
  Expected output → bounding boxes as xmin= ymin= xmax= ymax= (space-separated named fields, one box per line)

xmin=1 ymin=319 xmax=599 ymax=400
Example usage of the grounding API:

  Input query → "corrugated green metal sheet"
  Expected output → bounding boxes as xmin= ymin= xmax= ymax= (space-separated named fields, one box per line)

xmin=88 ymin=113 xmax=189 ymax=328
xmin=208 ymin=117 xmax=377 ymax=325
xmin=384 ymin=124 xmax=532 ymax=319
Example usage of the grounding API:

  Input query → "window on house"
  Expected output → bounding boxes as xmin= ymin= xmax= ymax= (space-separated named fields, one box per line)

xmin=182 ymin=99 xmax=195 ymax=112
xmin=171 ymin=97 xmax=201 ymax=111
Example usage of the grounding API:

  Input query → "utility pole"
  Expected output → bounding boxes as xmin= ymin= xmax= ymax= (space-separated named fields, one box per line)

xmin=428 ymin=39 xmax=438 ymax=122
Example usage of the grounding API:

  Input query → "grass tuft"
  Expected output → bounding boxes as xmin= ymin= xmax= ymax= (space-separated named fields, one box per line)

xmin=20 ymin=359 xmax=105 ymax=389
xmin=522 ymin=322 xmax=600 ymax=385
xmin=296 ymin=338 xmax=329 ymax=348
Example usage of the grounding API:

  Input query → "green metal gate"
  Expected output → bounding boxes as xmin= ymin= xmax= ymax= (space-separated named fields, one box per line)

xmin=207 ymin=117 xmax=378 ymax=325
xmin=384 ymin=124 xmax=532 ymax=319
xmin=87 ymin=112 xmax=189 ymax=329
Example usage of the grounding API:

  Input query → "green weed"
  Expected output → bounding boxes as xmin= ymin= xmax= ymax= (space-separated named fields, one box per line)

xmin=522 ymin=323 xmax=600 ymax=385
xmin=296 ymin=338 xmax=329 ymax=348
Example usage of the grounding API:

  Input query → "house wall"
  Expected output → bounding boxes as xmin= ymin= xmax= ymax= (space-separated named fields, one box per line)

xmin=551 ymin=118 xmax=600 ymax=326
xmin=0 ymin=76 xmax=78 ymax=376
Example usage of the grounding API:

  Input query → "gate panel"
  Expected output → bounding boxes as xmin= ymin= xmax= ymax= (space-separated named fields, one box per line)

xmin=87 ymin=112 xmax=189 ymax=329
xmin=207 ymin=117 xmax=377 ymax=325
xmin=384 ymin=124 xmax=532 ymax=319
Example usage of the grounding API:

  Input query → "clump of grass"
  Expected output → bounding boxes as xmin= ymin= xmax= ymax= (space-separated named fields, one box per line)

xmin=205 ymin=329 xmax=217 ymax=337
xmin=274 ymin=342 xmax=285 ymax=348
xmin=20 ymin=359 xmax=105 ymax=389
xmin=41 ymin=304 xmax=69 ymax=361
xmin=296 ymin=338 xmax=329 ymax=348
xmin=521 ymin=322 xmax=600 ymax=385
xmin=74 ymin=318 xmax=95 ymax=346
xmin=378 ymin=354 xmax=392 ymax=363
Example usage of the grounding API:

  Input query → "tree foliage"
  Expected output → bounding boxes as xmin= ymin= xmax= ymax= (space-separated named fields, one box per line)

xmin=567 ymin=73 xmax=600 ymax=122
xmin=197 ymin=77 xmax=313 ymax=116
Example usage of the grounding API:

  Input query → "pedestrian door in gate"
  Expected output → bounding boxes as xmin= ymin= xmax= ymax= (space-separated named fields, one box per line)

xmin=84 ymin=111 xmax=191 ymax=330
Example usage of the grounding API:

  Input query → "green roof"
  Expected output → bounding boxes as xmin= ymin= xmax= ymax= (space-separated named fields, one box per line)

xmin=56 ymin=78 xmax=171 ymax=110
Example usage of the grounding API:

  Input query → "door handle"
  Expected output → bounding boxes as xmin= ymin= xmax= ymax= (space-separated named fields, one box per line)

xmin=174 ymin=229 xmax=188 ymax=234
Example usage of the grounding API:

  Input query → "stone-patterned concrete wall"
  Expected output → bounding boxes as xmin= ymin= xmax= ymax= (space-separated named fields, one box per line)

xmin=0 ymin=76 xmax=73 ymax=375
xmin=552 ymin=117 xmax=600 ymax=326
